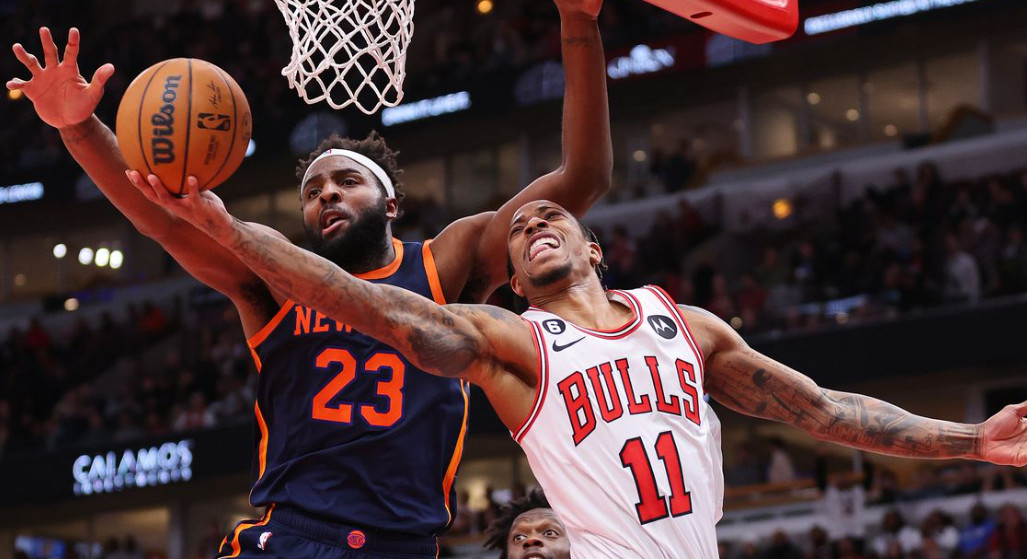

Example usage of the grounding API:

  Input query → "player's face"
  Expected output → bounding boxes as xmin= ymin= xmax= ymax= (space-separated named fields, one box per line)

xmin=507 ymin=201 xmax=600 ymax=295
xmin=507 ymin=508 xmax=570 ymax=559
xmin=300 ymin=155 xmax=397 ymax=270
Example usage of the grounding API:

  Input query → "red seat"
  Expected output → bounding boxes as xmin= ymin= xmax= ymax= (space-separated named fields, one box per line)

xmin=640 ymin=0 xmax=798 ymax=44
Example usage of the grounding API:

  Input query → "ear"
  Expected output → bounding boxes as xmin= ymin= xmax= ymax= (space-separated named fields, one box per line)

xmin=385 ymin=197 xmax=399 ymax=222
xmin=588 ymin=242 xmax=603 ymax=269
xmin=510 ymin=272 xmax=525 ymax=298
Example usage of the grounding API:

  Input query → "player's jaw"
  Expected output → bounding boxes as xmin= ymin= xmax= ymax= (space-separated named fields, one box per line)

xmin=303 ymin=195 xmax=391 ymax=272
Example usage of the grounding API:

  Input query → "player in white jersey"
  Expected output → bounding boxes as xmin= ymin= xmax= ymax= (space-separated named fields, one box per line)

xmin=130 ymin=189 xmax=1027 ymax=558
xmin=515 ymin=287 xmax=724 ymax=556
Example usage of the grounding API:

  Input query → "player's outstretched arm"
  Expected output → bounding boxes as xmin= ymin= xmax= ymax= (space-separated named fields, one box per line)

xmin=431 ymin=0 xmax=612 ymax=302
xmin=128 ymin=174 xmax=539 ymax=386
xmin=9 ymin=28 xmax=283 ymax=336
xmin=682 ymin=306 xmax=1027 ymax=466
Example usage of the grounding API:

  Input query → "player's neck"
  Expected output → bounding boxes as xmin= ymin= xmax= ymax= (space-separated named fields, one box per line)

xmin=531 ymin=281 xmax=630 ymax=330
xmin=346 ymin=233 xmax=396 ymax=275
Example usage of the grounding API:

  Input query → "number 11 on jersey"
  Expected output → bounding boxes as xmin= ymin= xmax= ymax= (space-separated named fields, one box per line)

xmin=620 ymin=430 xmax=693 ymax=525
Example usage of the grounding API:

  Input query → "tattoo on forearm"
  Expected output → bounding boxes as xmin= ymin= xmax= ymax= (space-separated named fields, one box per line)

xmin=562 ymin=36 xmax=594 ymax=46
xmin=221 ymin=222 xmax=485 ymax=378
xmin=711 ymin=349 xmax=981 ymax=459
xmin=60 ymin=119 xmax=99 ymax=146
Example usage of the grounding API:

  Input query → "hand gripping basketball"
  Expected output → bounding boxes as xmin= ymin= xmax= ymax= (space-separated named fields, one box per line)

xmin=125 ymin=170 xmax=234 ymax=238
xmin=6 ymin=27 xmax=115 ymax=129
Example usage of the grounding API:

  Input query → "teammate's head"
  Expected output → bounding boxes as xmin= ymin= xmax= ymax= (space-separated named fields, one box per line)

xmin=507 ymin=200 xmax=608 ymax=300
xmin=484 ymin=488 xmax=570 ymax=559
xmin=296 ymin=132 xmax=405 ymax=272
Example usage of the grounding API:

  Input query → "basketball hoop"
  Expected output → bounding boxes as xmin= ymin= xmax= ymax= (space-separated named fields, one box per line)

xmin=274 ymin=0 xmax=415 ymax=114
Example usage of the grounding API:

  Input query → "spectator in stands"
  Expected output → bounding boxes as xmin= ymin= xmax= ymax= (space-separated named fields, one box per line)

xmin=821 ymin=472 xmax=866 ymax=547
xmin=767 ymin=437 xmax=797 ymax=484
xmin=483 ymin=488 xmax=570 ymax=559
xmin=944 ymin=233 xmax=982 ymax=303
xmin=836 ymin=537 xmax=867 ymax=559
xmin=920 ymin=510 xmax=960 ymax=557
xmin=763 ymin=530 xmax=803 ymax=559
xmin=805 ymin=526 xmax=832 ymax=559
xmin=172 ymin=392 xmax=215 ymax=431
xmin=999 ymin=226 xmax=1027 ymax=293
xmin=653 ymin=137 xmax=697 ymax=192
xmin=871 ymin=510 xmax=923 ymax=557
xmin=725 ymin=442 xmax=762 ymax=487
xmin=989 ymin=503 xmax=1027 ymax=559
xmin=718 ymin=541 xmax=732 ymax=559
xmin=960 ymin=503 xmax=997 ymax=559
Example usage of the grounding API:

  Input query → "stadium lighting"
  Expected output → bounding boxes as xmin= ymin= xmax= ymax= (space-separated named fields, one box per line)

xmin=845 ymin=109 xmax=860 ymax=122
xmin=773 ymin=198 xmax=793 ymax=220
xmin=64 ymin=298 xmax=80 ymax=312
xmin=477 ymin=0 xmax=493 ymax=14
xmin=633 ymin=150 xmax=647 ymax=162
xmin=7 ymin=89 xmax=22 ymax=101
xmin=78 ymin=247 xmax=94 ymax=265
xmin=53 ymin=243 xmax=67 ymax=259
xmin=110 ymin=250 xmax=124 ymax=270
xmin=806 ymin=92 xmax=821 ymax=105
xmin=95 ymin=248 xmax=110 ymax=267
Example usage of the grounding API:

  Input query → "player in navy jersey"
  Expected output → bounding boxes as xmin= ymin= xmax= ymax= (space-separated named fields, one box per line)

xmin=7 ymin=0 xmax=610 ymax=555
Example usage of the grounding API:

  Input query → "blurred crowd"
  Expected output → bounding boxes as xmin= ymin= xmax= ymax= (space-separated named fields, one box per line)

xmin=719 ymin=502 xmax=1027 ymax=559
xmin=586 ymin=164 xmax=1027 ymax=335
xmin=0 ymin=299 xmax=256 ymax=457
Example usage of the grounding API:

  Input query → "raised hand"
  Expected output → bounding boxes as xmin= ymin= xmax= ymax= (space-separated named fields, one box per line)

xmin=980 ymin=401 xmax=1027 ymax=466
xmin=125 ymin=171 xmax=234 ymax=237
xmin=7 ymin=27 xmax=115 ymax=129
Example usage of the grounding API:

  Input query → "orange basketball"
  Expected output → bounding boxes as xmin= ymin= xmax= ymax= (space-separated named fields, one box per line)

xmin=116 ymin=58 xmax=252 ymax=194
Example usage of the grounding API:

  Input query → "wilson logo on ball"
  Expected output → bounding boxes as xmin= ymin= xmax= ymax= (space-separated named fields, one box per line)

xmin=197 ymin=113 xmax=232 ymax=131
xmin=150 ymin=74 xmax=181 ymax=164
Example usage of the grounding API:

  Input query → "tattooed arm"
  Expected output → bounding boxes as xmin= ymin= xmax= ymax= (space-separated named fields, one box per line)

xmin=681 ymin=306 xmax=1027 ymax=466
xmin=128 ymin=175 xmax=540 ymax=391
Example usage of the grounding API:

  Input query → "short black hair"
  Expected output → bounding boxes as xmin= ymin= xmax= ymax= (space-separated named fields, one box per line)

xmin=484 ymin=488 xmax=554 ymax=559
xmin=296 ymin=131 xmax=406 ymax=210
xmin=505 ymin=216 xmax=609 ymax=284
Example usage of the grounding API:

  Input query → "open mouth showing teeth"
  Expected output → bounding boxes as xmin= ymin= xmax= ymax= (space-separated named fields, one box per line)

xmin=529 ymin=235 xmax=560 ymax=261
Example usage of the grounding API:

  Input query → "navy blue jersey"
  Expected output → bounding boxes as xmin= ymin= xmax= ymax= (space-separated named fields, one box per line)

xmin=245 ymin=239 xmax=469 ymax=537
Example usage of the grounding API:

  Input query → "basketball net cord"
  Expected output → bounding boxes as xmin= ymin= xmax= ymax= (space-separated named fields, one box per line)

xmin=274 ymin=0 xmax=414 ymax=114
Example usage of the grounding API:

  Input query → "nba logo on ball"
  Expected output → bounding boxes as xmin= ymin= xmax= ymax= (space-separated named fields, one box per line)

xmin=347 ymin=530 xmax=366 ymax=549
xmin=257 ymin=532 xmax=272 ymax=551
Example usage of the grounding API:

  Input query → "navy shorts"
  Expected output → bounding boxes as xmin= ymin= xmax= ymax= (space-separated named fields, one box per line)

xmin=216 ymin=506 xmax=440 ymax=559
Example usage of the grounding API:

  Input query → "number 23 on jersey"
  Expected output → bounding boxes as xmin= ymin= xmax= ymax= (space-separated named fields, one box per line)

xmin=312 ymin=347 xmax=405 ymax=427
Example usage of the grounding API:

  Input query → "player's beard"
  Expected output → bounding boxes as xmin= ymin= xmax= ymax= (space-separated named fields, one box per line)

xmin=305 ymin=197 xmax=391 ymax=273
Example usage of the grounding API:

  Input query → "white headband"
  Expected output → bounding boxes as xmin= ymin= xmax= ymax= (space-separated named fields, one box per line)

xmin=301 ymin=148 xmax=396 ymax=199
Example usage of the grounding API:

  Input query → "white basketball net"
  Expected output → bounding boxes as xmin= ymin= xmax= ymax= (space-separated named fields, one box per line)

xmin=274 ymin=0 xmax=414 ymax=114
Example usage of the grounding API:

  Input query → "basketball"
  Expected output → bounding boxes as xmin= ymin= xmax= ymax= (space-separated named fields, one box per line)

xmin=115 ymin=58 xmax=251 ymax=194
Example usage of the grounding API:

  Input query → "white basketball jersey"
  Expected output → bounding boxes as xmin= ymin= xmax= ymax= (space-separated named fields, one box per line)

xmin=515 ymin=286 xmax=723 ymax=559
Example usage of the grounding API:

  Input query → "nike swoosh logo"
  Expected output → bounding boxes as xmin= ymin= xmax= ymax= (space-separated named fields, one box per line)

xmin=552 ymin=337 xmax=586 ymax=352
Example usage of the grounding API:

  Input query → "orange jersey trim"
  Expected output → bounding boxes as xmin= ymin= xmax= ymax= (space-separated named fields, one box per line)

xmin=442 ymin=380 xmax=470 ymax=524
xmin=255 ymin=401 xmax=270 ymax=480
xmin=218 ymin=504 xmax=274 ymax=559
xmin=354 ymin=238 xmax=404 ymax=280
xmin=247 ymin=299 xmax=295 ymax=349
xmin=422 ymin=239 xmax=447 ymax=304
